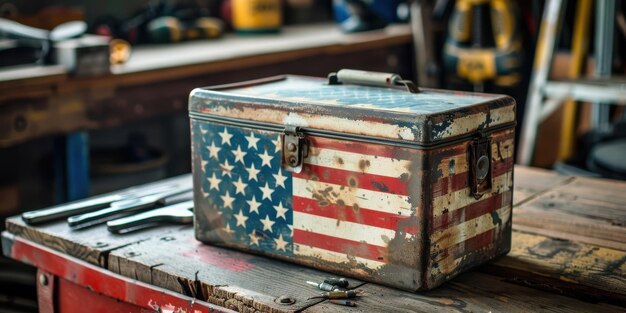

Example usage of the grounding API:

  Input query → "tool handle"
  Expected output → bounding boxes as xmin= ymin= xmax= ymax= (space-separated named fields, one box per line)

xmin=21 ymin=195 xmax=119 ymax=225
xmin=106 ymin=201 xmax=194 ymax=234
xmin=21 ymin=176 xmax=191 ymax=225
xmin=67 ymin=200 xmax=153 ymax=227
xmin=328 ymin=69 xmax=419 ymax=93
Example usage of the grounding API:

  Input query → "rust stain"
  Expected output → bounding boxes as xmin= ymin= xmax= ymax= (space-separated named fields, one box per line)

xmin=322 ymin=169 xmax=330 ymax=180
xmin=371 ymin=181 xmax=389 ymax=192
xmin=358 ymin=159 xmax=371 ymax=172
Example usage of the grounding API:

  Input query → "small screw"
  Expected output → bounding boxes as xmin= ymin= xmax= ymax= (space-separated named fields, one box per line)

xmin=39 ymin=274 xmax=48 ymax=286
xmin=125 ymin=251 xmax=140 ymax=257
xmin=287 ymin=142 xmax=297 ymax=152
xmin=94 ymin=242 xmax=108 ymax=248
xmin=288 ymin=156 xmax=297 ymax=166
xmin=275 ymin=295 xmax=295 ymax=305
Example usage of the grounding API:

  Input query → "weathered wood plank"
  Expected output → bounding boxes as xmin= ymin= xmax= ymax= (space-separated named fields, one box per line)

xmin=483 ymin=231 xmax=626 ymax=305
xmin=107 ymin=228 xmax=364 ymax=313
xmin=305 ymin=272 xmax=622 ymax=313
xmin=513 ymin=175 xmax=626 ymax=251
xmin=4 ymin=216 xmax=183 ymax=267
xmin=512 ymin=166 xmax=572 ymax=206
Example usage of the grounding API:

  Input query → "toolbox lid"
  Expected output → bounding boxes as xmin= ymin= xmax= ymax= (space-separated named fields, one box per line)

xmin=189 ymin=73 xmax=515 ymax=145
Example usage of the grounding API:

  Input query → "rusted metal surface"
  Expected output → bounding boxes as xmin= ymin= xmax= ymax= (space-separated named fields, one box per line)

xmin=189 ymin=76 xmax=516 ymax=145
xmin=2 ymin=231 xmax=236 ymax=313
xmin=426 ymin=128 xmax=514 ymax=288
xmin=190 ymin=74 xmax=515 ymax=291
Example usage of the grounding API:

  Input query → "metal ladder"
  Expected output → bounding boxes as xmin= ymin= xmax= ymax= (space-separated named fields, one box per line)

xmin=517 ymin=0 xmax=626 ymax=165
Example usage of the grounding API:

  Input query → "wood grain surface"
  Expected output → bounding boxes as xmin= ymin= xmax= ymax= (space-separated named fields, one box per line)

xmin=5 ymin=165 xmax=626 ymax=312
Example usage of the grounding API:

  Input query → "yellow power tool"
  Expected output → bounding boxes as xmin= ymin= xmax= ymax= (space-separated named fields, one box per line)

xmin=443 ymin=0 xmax=523 ymax=90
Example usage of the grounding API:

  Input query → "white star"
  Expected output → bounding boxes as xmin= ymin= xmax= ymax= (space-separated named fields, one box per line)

xmin=220 ymin=191 xmax=234 ymax=209
xmin=248 ymin=232 xmax=260 ymax=246
xmin=260 ymin=215 xmax=275 ymax=233
xmin=207 ymin=141 xmax=220 ymax=159
xmin=247 ymin=197 xmax=261 ymax=214
xmin=232 ymin=177 xmax=247 ymax=195
xmin=232 ymin=145 xmax=247 ymax=164
xmin=246 ymin=164 xmax=260 ymax=182
xmin=272 ymin=136 xmax=281 ymax=153
xmin=207 ymin=173 xmax=221 ymax=191
xmin=200 ymin=159 xmax=208 ymax=173
xmin=274 ymin=201 xmax=288 ymax=220
xmin=259 ymin=149 xmax=274 ymax=168
xmin=273 ymin=169 xmax=287 ymax=189
xmin=245 ymin=132 xmax=260 ymax=150
xmin=220 ymin=160 xmax=234 ymax=177
xmin=218 ymin=128 xmax=233 ymax=146
xmin=274 ymin=234 xmax=288 ymax=251
xmin=223 ymin=224 xmax=234 ymax=235
xmin=260 ymin=182 xmax=273 ymax=200
xmin=200 ymin=127 xmax=208 ymax=134
xmin=234 ymin=210 xmax=248 ymax=228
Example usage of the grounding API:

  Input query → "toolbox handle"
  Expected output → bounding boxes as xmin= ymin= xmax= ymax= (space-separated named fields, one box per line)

xmin=328 ymin=69 xmax=419 ymax=93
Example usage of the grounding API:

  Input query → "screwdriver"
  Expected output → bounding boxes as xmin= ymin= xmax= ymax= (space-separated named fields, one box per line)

xmin=306 ymin=281 xmax=344 ymax=291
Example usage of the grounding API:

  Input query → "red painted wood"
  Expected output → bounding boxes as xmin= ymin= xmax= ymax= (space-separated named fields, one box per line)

xmin=58 ymin=277 xmax=146 ymax=313
xmin=3 ymin=232 xmax=235 ymax=313
xmin=36 ymin=270 xmax=55 ymax=313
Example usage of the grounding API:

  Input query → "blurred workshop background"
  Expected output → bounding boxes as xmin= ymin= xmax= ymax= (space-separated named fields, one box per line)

xmin=0 ymin=0 xmax=625 ymax=312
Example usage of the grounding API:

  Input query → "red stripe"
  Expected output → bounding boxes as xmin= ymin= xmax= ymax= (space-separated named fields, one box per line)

xmin=294 ymin=164 xmax=408 ymax=195
xmin=433 ymin=229 xmax=496 ymax=262
xmin=293 ymin=196 xmax=418 ymax=234
xmin=308 ymin=136 xmax=415 ymax=160
xmin=430 ymin=191 xmax=511 ymax=232
xmin=293 ymin=229 xmax=387 ymax=263
xmin=432 ymin=157 xmax=513 ymax=197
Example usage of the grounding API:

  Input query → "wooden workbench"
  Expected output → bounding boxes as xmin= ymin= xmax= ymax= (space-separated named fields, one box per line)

xmin=0 ymin=23 xmax=412 ymax=148
xmin=3 ymin=165 xmax=626 ymax=312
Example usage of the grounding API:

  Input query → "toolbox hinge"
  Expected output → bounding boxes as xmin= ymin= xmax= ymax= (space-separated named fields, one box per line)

xmin=282 ymin=126 xmax=308 ymax=173
xmin=469 ymin=134 xmax=492 ymax=199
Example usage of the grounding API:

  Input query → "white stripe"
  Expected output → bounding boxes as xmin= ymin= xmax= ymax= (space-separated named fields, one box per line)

xmin=489 ymin=105 xmax=516 ymax=126
xmin=306 ymin=147 xmax=410 ymax=178
xmin=431 ymin=205 xmax=511 ymax=250
xmin=292 ymin=178 xmax=412 ymax=214
xmin=293 ymin=211 xmax=396 ymax=247
xmin=294 ymin=244 xmax=385 ymax=270
xmin=433 ymin=173 xmax=512 ymax=217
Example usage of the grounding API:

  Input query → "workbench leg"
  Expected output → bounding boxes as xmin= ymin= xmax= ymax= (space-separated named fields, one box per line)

xmin=66 ymin=132 xmax=90 ymax=201
xmin=54 ymin=132 xmax=90 ymax=203
xmin=36 ymin=270 xmax=55 ymax=313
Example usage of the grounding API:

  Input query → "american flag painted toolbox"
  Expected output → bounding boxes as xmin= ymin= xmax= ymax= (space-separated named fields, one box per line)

xmin=189 ymin=69 xmax=515 ymax=291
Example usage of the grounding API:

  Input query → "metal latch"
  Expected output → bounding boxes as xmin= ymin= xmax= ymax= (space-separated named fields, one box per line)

xmin=282 ymin=126 xmax=308 ymax=173
xmin=469 ymin=135 xmax=492 ymax=199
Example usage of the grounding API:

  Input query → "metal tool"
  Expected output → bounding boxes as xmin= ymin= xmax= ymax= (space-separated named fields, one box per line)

xmin=67 ymin=186 xmax=192 ymax=229
xmin=106 ymin=200 xmax=193 ymax=234
xmin=21 ymin=177 xmax=191 ymax=225
xmin=306 ymin=281 xmax=344 ymax=291
xmin=323 ymin=278 xmax=349 ymax=288
xmin=308 ymin=290 xmax=359 ymax=300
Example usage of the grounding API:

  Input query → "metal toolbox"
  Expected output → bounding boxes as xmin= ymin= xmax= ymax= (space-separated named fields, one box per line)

xmin=189 ymin=69 xmax=515 ymax=291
